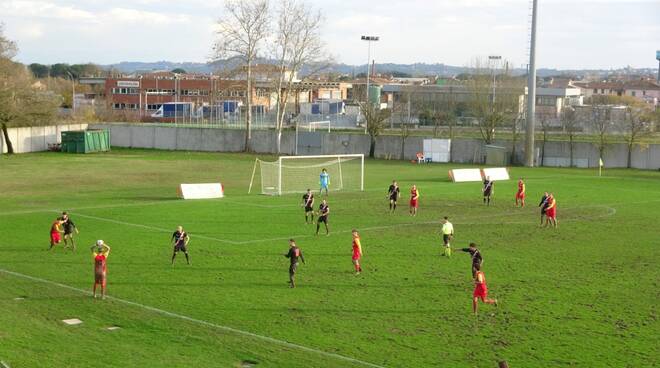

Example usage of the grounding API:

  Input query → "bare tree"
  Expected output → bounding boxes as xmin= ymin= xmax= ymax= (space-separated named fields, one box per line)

xmin=359 ymin=102 xmax=391 ymax=158
xmin=559 ymin=106 xmax=579 ymax=167
xmin=621 ymin=104 xmax=653 ymax=168
xmin=213 ymin=0 xmax=270 ymax=151
xmin=510 ymin=112 xmax=523 ymax=165
xmin=465 ymin=57 xmax=524 ymax=144
xmin=538 ymin=112 xmax=553 ymax=167
xmin=272 ymin=0 xmax=327 ymax=153
xmin=0 ymin=27 xmax=60 ymax=154
xmin=589 ymin=98 xmax=613 ymax=162
xmin=397 ymin=94 xmax=414 ymax=160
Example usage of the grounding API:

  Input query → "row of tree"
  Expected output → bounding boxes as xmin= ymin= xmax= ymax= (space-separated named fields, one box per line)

xmin=28 ymin=63 xmax=104 ymax=79
xmin=213 ymin=0 xmax=328 ymax=152
xmin=1 ymin=26 xmax=61 ymax=154
xmin=360 ymin=69 xmax=657 ymax=166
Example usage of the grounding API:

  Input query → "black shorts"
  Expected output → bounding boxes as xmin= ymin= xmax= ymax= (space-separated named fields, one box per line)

xmin=541 ymin=208 xmax=547 ymax=215
xmin=443 ymin=234 xmax=452 ymax=244
xmin=174 ymin=243 xmax=187 ymax=252
xmin=289 ymin=262 xmax=298 ymax=275
xmin=389 ymin=196 xmax=398 ymax=202
xmin=63 ymin=231 xmax=74 ymax=236
xmin=317 ymin=216 xmax=328 ymax=224
xmin=483 ymin=189 xmax=492 ymax=197
xmin=304 ymin=206 xmax=313 ymax=212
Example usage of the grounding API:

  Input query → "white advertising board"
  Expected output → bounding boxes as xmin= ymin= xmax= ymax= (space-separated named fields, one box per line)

xmin=117 ymin=81 xmax=140 ymax=87
xmin=449 ymin=168 xmax=483 ymax=182
xmin=178 ymin=183 xmax=224 ymax=199
xmin=481 ymin=167 xmax=510 ymax=181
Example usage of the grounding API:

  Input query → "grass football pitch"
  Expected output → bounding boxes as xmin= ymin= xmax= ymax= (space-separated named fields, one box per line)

xmin=0 ymin=149 xmax=658 ymax=368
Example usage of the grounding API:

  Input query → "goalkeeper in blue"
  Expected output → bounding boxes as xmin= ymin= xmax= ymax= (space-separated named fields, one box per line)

xmin=319 ymin=168 xmax=330 ymax=195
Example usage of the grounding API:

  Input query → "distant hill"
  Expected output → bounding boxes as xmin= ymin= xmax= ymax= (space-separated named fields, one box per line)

xmin=103 ymin=60 xmax=656 ymax=79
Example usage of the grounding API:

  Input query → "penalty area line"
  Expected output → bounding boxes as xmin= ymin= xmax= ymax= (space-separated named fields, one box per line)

xmin=0 ymin=268 xmax=386 ymax=368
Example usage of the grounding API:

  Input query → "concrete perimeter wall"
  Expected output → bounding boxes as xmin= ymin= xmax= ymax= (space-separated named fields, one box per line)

xmin=0 ymin=124 xmax=88 ymax=154
xmin=6 ymin=122 xmax=659 ymax=170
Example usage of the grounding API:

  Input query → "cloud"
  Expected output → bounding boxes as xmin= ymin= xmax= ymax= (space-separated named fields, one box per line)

xmin=0 ymin=0 xmax=97 ymax=22
xmin=331 ymin=14 xmax=393 ymax=29
xmin=108 ymin=8 xmax=191 ymax=25
xmin=15 ymin=23 xmax=45 ymax=39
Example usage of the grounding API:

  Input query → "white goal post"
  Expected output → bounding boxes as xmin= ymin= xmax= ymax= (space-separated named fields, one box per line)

xmin=248 ymin=154 xmax=365 ymax=195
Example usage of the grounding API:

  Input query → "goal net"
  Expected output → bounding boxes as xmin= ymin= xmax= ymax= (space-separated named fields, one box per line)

xmin=249 ymin=154 xmax=364 ymax=195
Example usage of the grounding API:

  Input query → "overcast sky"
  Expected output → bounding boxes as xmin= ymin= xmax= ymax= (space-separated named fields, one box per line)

xmin=1 ymin=0 xmax=658 ymax=69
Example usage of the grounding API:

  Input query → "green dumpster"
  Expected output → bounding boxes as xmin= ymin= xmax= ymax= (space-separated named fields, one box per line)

xmin=61 ymin=129 xmax=110 ymax=153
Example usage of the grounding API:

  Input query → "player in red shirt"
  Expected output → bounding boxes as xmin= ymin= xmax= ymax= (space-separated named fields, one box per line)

xmin=351 ymin=229 xmax=363 ymax=275
xmin=409 ymin=185 xmax=420 ymax=216
xmin=48 ymin=218 xmax=64 ymax=251
xmin=91 ymin=240 xmax=111 ymax=299
xmin=515 ymin=178 xmax=526 ymax=207
xmin=472 ymin=263 xmax=497 ymax=315
xmin=544 ymin=193 xmax=558 ymax=228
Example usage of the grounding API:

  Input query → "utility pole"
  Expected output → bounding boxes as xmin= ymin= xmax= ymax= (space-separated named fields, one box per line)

xmin=489 ymin=55 xmax=501 ymax=113
xmin=66 ymin=71 xmax=76 ymax=114
xmin=525 ymin=0 xmax=539 ymax=167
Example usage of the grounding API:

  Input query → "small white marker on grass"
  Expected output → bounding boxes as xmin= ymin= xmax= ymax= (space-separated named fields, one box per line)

xmin=106 ymin=326 xmax=121 ymax=331
xmin=13 ymin=297 xmax=25 ymax=301
xmin=62 ymin=318 xmax=83 ymax=326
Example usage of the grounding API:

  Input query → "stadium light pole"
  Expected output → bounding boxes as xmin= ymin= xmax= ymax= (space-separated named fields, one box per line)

xmin=656 ymin=50 xmax=660 ymax=83
xmin=66 ymin=71 xmax=75 ymax=114
xmin=488 ymin=55 xmax=501 ymax=113
xmin=361 ymin=35 xmax=379 ymax=134
xmin=525 ymin=0 xmax=539 ymax=167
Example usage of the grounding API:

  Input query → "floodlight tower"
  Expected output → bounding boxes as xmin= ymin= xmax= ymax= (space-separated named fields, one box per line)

xmin=524 ymin=0 xmax=539 ymax=167
xmin=361 ymin=35 xmax=379 ymax=133
xmin=656 ymin=50 xmax=660 ymax=83
xmin=361 ymin=35 xmax=379 ymax=100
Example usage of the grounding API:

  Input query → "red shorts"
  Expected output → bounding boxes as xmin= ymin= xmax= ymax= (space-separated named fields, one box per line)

xmin=352 ymin=252 xmax=361 ymax=261
xmin=473 ymin=285 xmax=488 ymax=301
xmin=516 ymin=192 xmax=525 ymax=200
xmin=50 ymin=232 xmax=61 ymax=244
xmin=95 ymin=272 xmax=106 ymax=284
xmin=410 ymin=199 xmax=418 ymax=208
xmin=546 ymin=207 xmax=556 ymax=219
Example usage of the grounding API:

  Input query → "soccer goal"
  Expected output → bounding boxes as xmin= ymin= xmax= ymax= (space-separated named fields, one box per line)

xmin=298 ymin=120 xmax=331 ymax=132
xmin=248 ymin=154 xmax=364 ymax=195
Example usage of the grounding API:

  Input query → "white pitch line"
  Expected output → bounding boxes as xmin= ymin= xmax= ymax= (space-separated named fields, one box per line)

xmin=66 ymin=212 xmax=240 ymax=245
xmin=0 ymin=201 xmax=175 ymax=217
xmin=0 ymin=268 xmax=385 ymax=368
xmin=65 ymin=202 xmax=622 ymax=247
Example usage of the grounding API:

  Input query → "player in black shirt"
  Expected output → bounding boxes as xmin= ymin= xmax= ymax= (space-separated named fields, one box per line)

xmin=460 ymin=242 xmax=483 ymax=277
xmin=539 ymin=192 xmax=549 ymax=226
xmin=302 ymin=189 xmax=315 ymax=224
xmin=316 ymin=199 xmax=330 ymax=236
xmin=284 ymin=239 xmax=305 ymax=288
xmin=483 ymin=176 xmax=494 ymax=205
xmin=61 ymin=211 xmax=79 ymax=251
xmin=171 ymin=226 xmax=190 ymax=265
xmin=387 ymin=180 xmax=400 ymax=213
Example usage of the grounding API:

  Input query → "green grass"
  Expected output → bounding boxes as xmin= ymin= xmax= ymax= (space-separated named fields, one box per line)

xmin=0 ymin=149 xmax=658 ymax=368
